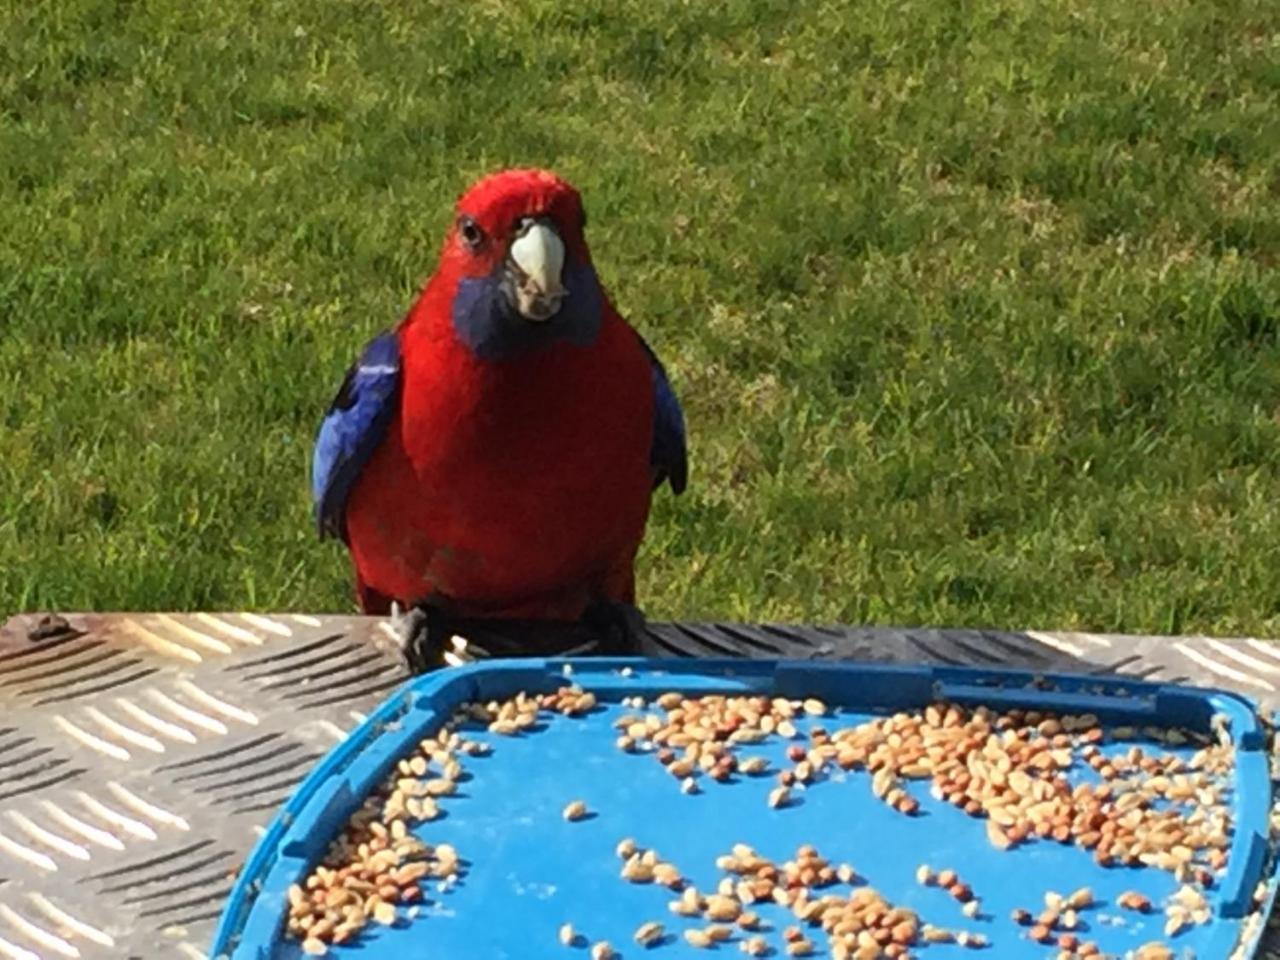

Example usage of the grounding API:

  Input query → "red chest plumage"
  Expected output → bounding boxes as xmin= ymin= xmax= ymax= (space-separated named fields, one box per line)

xmin=343 ymin=303 xmax=655 ymax=619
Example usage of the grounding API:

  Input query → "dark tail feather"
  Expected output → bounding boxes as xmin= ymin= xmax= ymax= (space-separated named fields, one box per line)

xmin=355 ymin=574 xmax=396 ymax=616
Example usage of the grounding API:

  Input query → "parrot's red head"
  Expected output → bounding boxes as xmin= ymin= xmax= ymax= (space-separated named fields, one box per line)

xmin=430 ymin=168 xmax=605 ymax=361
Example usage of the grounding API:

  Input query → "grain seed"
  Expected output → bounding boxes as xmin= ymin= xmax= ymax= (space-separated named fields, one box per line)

xmin=685 ymin=929 xmax=714 ymax=948
xmin=706 ymin=894 xmax=742 ymax=921
xmin=1066 ymin=887 xmax=1093 ymax=910
xmin=634 ymin=921 xmax=665 ymax=947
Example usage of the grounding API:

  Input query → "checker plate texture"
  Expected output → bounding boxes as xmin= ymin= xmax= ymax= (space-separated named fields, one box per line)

xmin=1 ymin=611 xmax=1279 ymax=958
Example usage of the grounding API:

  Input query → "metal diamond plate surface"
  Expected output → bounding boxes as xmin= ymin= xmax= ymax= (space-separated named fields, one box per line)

xmin=0 ymin=612 xmax=1278 ymax=958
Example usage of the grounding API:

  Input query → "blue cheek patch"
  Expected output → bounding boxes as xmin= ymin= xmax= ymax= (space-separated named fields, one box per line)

xmin=452 ymin=261 xmax=604 ymax=361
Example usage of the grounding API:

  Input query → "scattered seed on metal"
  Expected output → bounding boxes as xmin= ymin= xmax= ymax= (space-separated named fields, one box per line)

xmin=563 ymin=800 xmax=588 ymax=821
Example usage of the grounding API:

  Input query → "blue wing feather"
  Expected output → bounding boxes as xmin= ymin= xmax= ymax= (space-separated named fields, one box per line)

xmin=637 ymin=334 xmax=688 ymax=495
xmin=311 ymin=331 xmax=402 ymax=542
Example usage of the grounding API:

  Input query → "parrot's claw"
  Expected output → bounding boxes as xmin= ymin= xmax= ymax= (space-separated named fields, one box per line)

xmin=394 ymin=603 xmax=489 ymax=675
xmin=580 ymin=600 xmax=648 ymax=657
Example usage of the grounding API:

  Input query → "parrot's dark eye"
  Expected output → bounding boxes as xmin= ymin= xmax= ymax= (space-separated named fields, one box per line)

xmin=458 ymin=216 xmax=485 ymax=251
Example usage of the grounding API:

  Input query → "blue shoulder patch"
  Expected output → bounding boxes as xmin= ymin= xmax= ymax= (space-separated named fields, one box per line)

xmin=311 ymin=331 xmax=402 ymax=542
xmin=637 ymin=333 xmax=688 ymax=495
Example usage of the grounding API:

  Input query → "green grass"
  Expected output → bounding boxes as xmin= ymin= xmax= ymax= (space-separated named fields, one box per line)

xmin=2 ymin=0 xmax=1278 ymax=635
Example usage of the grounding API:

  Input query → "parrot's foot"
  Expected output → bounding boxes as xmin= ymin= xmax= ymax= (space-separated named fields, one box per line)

xmin=579 ymin=600 xmax=648 ymax=657
xmin=392 ymin=601 xmax=489 ymax=675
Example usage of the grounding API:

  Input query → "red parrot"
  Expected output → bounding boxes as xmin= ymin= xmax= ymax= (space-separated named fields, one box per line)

xmin=311 ymin=169 xmax=687 ymax=668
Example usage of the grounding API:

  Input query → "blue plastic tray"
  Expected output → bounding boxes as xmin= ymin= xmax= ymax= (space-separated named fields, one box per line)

xmin=210 ymin=659 xmax=1277 ymax=959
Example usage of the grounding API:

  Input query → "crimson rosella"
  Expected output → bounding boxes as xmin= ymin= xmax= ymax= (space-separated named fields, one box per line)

xmin=311 ymin=169 xmax=687 ymax=670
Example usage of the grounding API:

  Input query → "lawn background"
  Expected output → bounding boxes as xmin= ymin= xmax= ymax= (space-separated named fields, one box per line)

xmin=1 ymin=0 xmax=1278 ymax=634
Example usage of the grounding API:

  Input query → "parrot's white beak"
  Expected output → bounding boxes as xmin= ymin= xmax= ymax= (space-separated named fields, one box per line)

xmin=508 ymin=220 xmax=567 ymax=322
